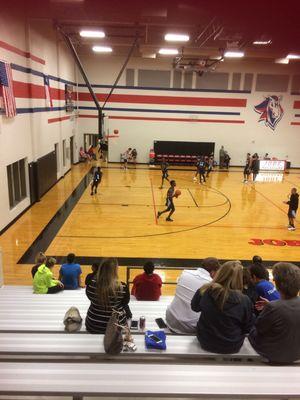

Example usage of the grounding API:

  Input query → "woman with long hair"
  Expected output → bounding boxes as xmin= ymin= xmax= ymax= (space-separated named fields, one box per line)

xmin=85 ymin=258 xmax=131 ymax=333
xmin=191 ymin=260 xmax=254 ymax=354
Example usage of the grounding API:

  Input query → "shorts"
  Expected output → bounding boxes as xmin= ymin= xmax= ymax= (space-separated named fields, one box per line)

xmin=165 ymin=199 xmax=175 ymax=212
xmin=288 ymin=210 xmax=297 ymax=218
xmin=244 ymin=166 xmax=250 ymax=175
xmin=163 ymin=171 xmax=169 ymax=179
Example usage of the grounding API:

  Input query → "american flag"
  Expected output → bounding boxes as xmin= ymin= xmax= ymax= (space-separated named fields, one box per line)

xmin=44 ymin=75 xmax=53 ymax=108
xmin=0 ymin=61 xmax=17 ymax=118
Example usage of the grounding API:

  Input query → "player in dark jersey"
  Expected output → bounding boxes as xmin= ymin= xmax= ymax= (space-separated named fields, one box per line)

xmin=251 ymin=153 xmax=259 ymax=182
xmin=157 ymin=180 xmax=177 ymax=222
xmin=196 ymin=157 xmax=206 ymax=184
xmin=160 ymin=158 xmax=170 ymax=189
xmin=284 ymin=187 xmax=299 ymax=231
xmin=243 ymin=153 xmax=251 ymax=183
xmin=90 ymin=166 xmax=102 ymax=195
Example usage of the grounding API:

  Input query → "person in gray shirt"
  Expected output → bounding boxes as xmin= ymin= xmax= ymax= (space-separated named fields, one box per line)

xmin=249 ymin=262 xmax=300 ymax=364
xmin=219 ymin=145 xmax=225 ymax=168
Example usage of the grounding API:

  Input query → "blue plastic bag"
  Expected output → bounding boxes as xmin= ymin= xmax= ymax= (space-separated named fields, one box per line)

xmin=145 ymin=330 xmax=167 ymax=350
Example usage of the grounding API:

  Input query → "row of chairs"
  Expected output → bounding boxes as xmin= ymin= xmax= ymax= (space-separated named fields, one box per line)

xmin=156 ymin=154 xmax=199 ymax=165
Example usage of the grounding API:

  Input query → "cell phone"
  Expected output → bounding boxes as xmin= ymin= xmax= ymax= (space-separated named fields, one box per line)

xmin=147 ymin=334 xmax=162 ymax=344
xmin=155 ymin=318 xmax=168 ymax=329
xmin=130 ymin=320 xmax=138 ymax=330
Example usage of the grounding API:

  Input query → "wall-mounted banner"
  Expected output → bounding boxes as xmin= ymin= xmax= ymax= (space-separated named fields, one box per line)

xmin=254 ymin=95 xmax=284 ymax=130
xmin=65 ymin=84 xmax=74 ymax=112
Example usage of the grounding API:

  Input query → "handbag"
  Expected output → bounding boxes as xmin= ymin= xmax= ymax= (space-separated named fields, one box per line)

xmin=63 ymin=307 xmax=82 ymax=333
xmin=145 ymin=330 xmax=167 ymax=350
xmin=103 ymin=309 xmax=124 ymax=355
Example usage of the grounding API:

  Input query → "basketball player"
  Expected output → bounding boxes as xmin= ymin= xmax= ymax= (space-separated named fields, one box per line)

xmin=284 ymin=188 xmax=299 ymax=231
xmin=251 ymin=153 xmax=259 ymax=182
xmin=157 ymin=180 xmax=177 ymax=222
xmin=160 ymin=158 xmax=170 ymax=189
xmin=196 ymin=157 xmax=206 ymax=184
xmin=193 ymin=156 xmax=200 ymax=181
xmin=90 ymin=166 xmax=102 ymax=195
xmin=243 ymin=153 xmax=251 ymax=183
xmin=206 ymin=155 xmax=214 ymax=178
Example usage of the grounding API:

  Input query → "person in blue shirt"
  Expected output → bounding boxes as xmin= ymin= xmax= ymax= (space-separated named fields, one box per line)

xmin=249 ymin=263 xmax=280 ymax=301
xmin=59 ymin=253 xmax=82 ymax=290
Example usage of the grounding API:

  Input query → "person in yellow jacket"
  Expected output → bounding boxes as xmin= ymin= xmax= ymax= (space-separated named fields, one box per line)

xmin=33 ymin=257 xmax=64 ymax=294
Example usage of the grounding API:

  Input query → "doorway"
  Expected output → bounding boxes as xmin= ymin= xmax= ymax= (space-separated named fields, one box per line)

xmin=84 ymin=133 xmax=98 ymax=151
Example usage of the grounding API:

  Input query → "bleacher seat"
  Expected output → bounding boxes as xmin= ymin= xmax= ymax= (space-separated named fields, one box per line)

xmin=0 ymin=286 xmax=171 ymax=332
xmin=0 ymin=332 xmax=260 ymax=361
xmin=1 ymin=362 xmax=300 ymax=399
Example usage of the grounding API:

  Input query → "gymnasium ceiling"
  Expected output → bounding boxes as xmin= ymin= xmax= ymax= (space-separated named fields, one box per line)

xmin=15 ymin=0 xmax=300 ymax=61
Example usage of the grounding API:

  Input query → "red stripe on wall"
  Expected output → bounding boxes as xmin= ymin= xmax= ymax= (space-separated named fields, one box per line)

xmin=0 ymin=40 xmax=45 ymax=65
xmin=293 ymin=101 xmax=300 ymax=109
xmin=48 ymin=116 xmax=71 ymax=124
xmin=79 ymin=114 xmax=245 ymax=124
xmin=12 ymin=81 xmax=65 ymax=100
xmin=78 ymin=92 xmax=247 ymax=108
xmin=291 ymin=122 xmax=300 ymax=125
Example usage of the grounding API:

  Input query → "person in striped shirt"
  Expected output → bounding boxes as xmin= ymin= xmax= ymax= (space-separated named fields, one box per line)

xmin=85 ymin=258 xmax=132 ymax=333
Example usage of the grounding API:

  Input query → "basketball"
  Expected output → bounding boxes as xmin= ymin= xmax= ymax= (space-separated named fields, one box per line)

xmin=175 ymin=189 xmax=181 ymax=197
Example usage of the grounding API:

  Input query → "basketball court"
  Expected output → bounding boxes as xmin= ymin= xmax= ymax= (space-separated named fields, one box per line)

xmin=1 ymin=161 xmax=299 ymax=292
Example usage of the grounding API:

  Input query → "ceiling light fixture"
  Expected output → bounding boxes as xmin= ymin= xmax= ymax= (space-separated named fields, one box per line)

xmin=253 ymin=40 xmax=272 ymax=45
xmin=165 ymin=33 xmax=189 ymax=42
xmin=275 ymin=58 xmax=290 ymax=64
xmin=80 ymin=30 xmax=105 ymax=38
xmin=158 ymin=48 xmax=179 ymax=55
xmin=287 ymin=54 xmax=300 ymax=59
xmin=92 ymin=46 xmax=112 ymax=53
xmin=224 ymin=50 xmax=244 ymax=58
xmin=275 ymin=58 xmax=289 ymax=64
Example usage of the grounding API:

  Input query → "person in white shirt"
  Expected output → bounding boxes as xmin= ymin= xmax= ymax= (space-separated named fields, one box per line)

xmin=166 ymin=257 xmax=220 ymax=334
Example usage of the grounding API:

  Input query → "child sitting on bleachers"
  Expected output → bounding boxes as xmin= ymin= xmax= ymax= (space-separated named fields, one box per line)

xmin=33 ymin=257 xmax=64 ymax=294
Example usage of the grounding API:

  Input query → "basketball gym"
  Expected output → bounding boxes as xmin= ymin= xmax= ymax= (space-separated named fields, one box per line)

xmin=0 ymin=1 xmax=300 ymax=398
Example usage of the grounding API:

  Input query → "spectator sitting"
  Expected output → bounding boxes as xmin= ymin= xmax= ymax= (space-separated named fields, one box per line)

xmin=79 ymin=147 xmax=91 ymax=161
xmin=87 ymin=145 xmax=96 ymax=160
xmin=59 ymin=253 xmax=82 ymax=290
xmin=252 ymin=255 xmax=269 ymax=280
xmin=166 ymin=258 xmax=220 ymax=334
xmin=250 ymin=263 xmax=279 ymax=301
xmin=243 ymin=267 xmax=259 ymax=314
xmin=85 ymin=263 xmax=100 ymax=286
xmin=33 ymin=257 xmax=64 ymax=294
xmin=249 ymin=262 xmax=300 ymax=363
xmin=252 ymin=255 xmax=262 ymax=264
xmin=85 ymin=258 xmax=132 ymax=334
xmin=191 ymin=260 xmax=254 ymax=354
xmin=131 ymin=262 xmax=162 ymax=301
xmin=31 ymin=252 xmax=47 ymax=278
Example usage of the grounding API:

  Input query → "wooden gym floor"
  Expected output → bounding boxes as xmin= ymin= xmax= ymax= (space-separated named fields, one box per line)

xmin=0 ymin=161 xmax=299 ymax=292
